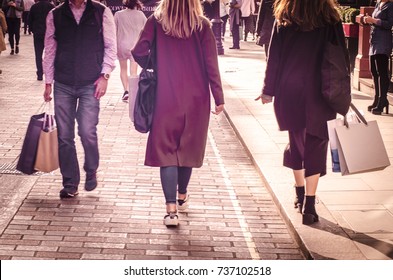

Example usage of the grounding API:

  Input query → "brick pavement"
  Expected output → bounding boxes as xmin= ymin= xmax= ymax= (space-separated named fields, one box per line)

xmin=0 ymin=33 xmax=304 ymax=259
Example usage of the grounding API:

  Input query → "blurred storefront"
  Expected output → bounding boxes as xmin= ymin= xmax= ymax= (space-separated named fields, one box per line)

xmin=106 ymin=0 xmax=159 ymax=16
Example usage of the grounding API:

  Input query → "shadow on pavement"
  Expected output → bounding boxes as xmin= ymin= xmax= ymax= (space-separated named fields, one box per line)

xmin=308 ymin=217 xmax=393 ymax=259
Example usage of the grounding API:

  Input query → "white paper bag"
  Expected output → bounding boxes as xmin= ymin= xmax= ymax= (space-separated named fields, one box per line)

xmin=128 ymin=75 xmax=139 ymax=122
xmin=336 ymin=120 xmax=390 ymax=175
xmin=327 ymin=110 xmax=362 ymax=172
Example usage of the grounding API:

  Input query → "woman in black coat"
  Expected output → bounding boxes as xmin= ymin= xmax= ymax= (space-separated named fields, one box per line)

xmin=255 ymin=0 xmax=274 ymax=57
xmin=362 ymin=0 xmax=393 ymax=115
xmin=28 ymin=0 xmax=55 ymax=80
xmin=256 ymin=0 xmax=351 ymax=225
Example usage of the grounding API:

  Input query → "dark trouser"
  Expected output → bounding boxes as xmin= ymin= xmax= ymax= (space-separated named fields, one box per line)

xmin=242 ymin=16 xmax=254 ymax=39
xmin=33 ymin=34 xmax=45 ymax=77
xmin=370 ymin=54 xmax=390 ymax=103
xmin=231 ymin=22 xmax=240 ymax=48
xmin=283 ymin=130 xmax=329 ymax=177
xmin=22 ymin=11 xmax=30 ymax=33
xmin=221 ymin=15 xmax=229 ymax=37
xmin=54 ymin=82 xmax=100 ymax=188
xmin=160 ymin=166 xmax=192 ymax=204
xmin=6 ymin=17 xmax=21 ymax=49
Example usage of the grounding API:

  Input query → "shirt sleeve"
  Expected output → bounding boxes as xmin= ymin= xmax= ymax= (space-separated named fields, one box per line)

xmin=43 ymin=10 xmax=56 ymax=84
xmin=101 ymin=6 xmax=117 ymax=74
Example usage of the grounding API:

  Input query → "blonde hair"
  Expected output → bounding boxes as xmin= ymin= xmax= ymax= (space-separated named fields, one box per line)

xmin=154 ymin=0 xmax=209 ymax=39
xmin=274 ymin=0 xmax=341 ymax=31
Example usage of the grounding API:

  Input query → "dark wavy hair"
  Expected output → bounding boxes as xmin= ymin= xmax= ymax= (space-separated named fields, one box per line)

xmin=123 ymin=0 xmax=143 ymax=10
xmin=274 ymin=0 xmax=341 ymax=31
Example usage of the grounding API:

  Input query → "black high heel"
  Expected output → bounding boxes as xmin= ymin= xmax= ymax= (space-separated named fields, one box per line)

xmin=302 ymin=196 xmax=319 ymax=225
xmin=367 ymin=95 xmax=379 ymax=112
xmin=371 ymin=99 xmax=389 ymax=115
xmin=302 ymin=212 xmax=319 ymax=225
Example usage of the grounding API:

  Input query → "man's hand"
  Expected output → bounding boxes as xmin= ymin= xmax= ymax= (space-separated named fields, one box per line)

xmin=94 ymin=76 xmax=109 ymax=100
xmin=44 ymin=84 xmax=52 ymax=102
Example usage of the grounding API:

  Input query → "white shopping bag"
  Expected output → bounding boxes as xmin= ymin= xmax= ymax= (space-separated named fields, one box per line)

xmin=327 ymin=110 xmax=362 ymax=173
xmin=128 ymin=75 xmax=139 ymax=122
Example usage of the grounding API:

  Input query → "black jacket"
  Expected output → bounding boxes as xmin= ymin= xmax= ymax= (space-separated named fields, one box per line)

xmin=52 ymin=0 xmax=105 ymax=86
xmin=262 ymin=22 xmax=350 ymax=139
xmin=28 ymin=0 xmax=55 ymax=36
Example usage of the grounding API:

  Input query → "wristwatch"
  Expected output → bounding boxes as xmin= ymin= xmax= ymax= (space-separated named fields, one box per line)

xmin=101 ymin=73 xmax=110 ymax=80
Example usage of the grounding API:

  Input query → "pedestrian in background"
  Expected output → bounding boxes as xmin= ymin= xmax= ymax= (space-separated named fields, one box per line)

xmin=21 ymin=0 xmax=33 ymax=34
xmin=362 ymin=0 xmax=393 ymax=115
xmin=240 ymin=0 xmax=255 ymax=41
xmin=132 ymin=0 xmax=225 ymax=227
xmin=2 ymin=0 xmax=24 ymax=55
xmin=202 ymin=0 xmax=214 ymax=20
xmin=28 ymin=0 xmax=55 ymax=81
xmin=220 ymin=0 xmax=229 ymax=39
xmin=250 ymin=0 xmax=261 ymax=40
xmin=114 ymin=0 xmax=146 ymax=102
xmin=229 ymin=0 xmax=242 ymax=49
xmin=0 ymin=8 xmax=7 ymax=74
xmin=255 ymin=0 xmax=275 ymax=57
xmin=256 ymin=0 xmax=350 ymax=225
xmin=43 ymin=0 xmax=117 ymax=199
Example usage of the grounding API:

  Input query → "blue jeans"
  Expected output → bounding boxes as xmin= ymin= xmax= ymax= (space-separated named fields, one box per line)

xmin=54 ymin=82 xmax=100 ymax=188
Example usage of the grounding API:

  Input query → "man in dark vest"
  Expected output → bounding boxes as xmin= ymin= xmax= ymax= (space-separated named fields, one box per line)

xmin=43 ymin=0 xmax=117 ymax=199
xmin=28 ymin=0 xmax=55 ymax=80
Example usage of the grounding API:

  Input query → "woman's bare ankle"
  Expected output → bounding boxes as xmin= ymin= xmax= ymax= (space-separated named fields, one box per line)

xmin=166 ymin=203 xmax=177 ymax=213
xmin=178 ymin=193 xmax=187 ymax=200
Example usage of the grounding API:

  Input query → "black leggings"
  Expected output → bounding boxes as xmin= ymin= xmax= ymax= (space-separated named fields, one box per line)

xmin=6 ymin=17 xmax=21 ymax=50
xmin=160 ymin=166 xmax=192 ymax=204
xmin=370 ymin=54 xmax=390 ymax=100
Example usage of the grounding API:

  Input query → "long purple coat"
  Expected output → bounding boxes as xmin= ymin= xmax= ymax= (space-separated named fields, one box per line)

xmin=262 ymin=22 xmax=349 ymax=139
xmin=132 ymin=16 xmax=225 ymax=167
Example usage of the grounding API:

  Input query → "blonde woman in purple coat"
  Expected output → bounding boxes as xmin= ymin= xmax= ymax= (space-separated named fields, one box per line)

xmin=132 ymin=0 xmax=225 ymax=227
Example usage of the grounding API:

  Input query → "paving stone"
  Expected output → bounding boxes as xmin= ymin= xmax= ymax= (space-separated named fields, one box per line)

xmin=0 ymin=32 xmax=304 ymax=260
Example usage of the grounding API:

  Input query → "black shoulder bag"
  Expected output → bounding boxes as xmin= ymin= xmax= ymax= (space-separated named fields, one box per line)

xmin=321 ymin=22 xmax=352 ymax=116
xmin=134 ymin=19 xmax=157 ymax=133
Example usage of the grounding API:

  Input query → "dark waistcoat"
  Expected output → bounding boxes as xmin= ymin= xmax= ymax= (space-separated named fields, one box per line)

xmin=53 ymin=0 xmax=104 ymax=86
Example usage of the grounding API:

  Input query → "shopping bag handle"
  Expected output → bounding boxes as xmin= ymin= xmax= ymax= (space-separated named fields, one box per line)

xmin=344 ymin=103 xmax=368 ymax=128
xmin=42 ymin=102 xmax=56 ymax=131
xmin=35 ymin=101 xmax=47 ymax=114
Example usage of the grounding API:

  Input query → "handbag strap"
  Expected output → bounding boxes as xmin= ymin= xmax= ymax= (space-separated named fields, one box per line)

xmin=327 ymin=22 xmax=351 ymax=75
xmin=344 ymin=102 xmax=368 ymax=127
xmin=42 ymin=101 xmax=56 ymax=131
xmin=35 ymin=101 xmax=47 ymax=114
xmin=144 ymin=17 xmax=157 ymax=72
xmin=336 ymin=24 xmax=351 ymax=76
